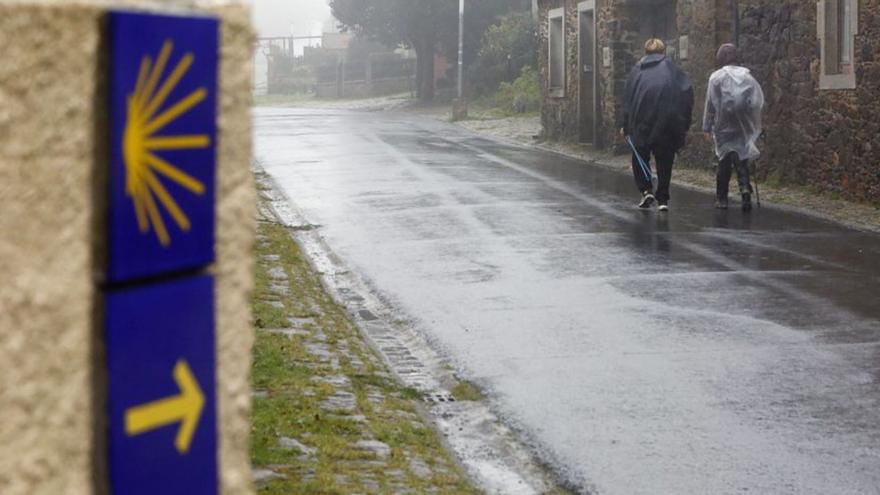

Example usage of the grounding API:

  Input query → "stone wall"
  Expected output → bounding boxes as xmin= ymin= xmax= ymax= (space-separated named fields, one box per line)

xmin=538 ymin=0 xmax=582 ymax=143
xmin=734 ymin=0 xmax=880 ymax=203
xmin=600 ymin=0 xmax=686 ymax=149
xmin=680 ymin=0 xmax=880 ymax=203
xmin=598 ymin=0 xmax=634 ymax=149
xmin=537 ymin=0 xmax=690 ymax=149
xmin=0 ymin=1 xmax=255 ymax=494
xmin=538 ymin=0 xmax=880 ymax=204
xmin=675 ymin=0 xmax=727 ymax=169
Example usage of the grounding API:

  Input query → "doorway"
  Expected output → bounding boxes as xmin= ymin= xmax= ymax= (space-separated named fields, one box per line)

xmin=578 ymin=1 xmax=597 ymax=144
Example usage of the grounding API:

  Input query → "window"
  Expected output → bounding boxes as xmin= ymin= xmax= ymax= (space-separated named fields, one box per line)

xmin=818 ymin=0 xmax=857 ymax=89
xmin=548 ymin=8 xmax=565 ymax=97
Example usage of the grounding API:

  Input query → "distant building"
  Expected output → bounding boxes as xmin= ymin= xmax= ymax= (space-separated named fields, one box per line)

xmin=536 ymin=0 xmax=880 ymax=203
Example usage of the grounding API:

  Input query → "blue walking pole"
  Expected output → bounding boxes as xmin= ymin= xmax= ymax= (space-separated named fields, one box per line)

xmin=625 ymin=136 xmax=653 ymax=183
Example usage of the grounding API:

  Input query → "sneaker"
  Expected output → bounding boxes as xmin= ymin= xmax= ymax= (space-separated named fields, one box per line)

xmin=638 ymin=192 xmax=655 ymax=209
xmin=658 ymin=203 xmax=669 ymax=212
xmin=742 ymin=193 xmax=752 ymax=212
xmin=715 ymin=198 xmax=728 ymax=210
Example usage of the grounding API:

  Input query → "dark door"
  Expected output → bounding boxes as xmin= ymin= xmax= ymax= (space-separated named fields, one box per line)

xmin=578 ymin=7 xmax=596 ymax=144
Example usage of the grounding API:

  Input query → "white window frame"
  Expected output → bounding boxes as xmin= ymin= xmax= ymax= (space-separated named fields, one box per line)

xmin=548 ymin=7 xmax=566 ymax=98
xmin=818 ymin=0 xmax=858 ymax=90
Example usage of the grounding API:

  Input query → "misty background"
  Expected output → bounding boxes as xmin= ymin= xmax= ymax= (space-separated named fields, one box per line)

xmin=252 ymin=0 xmax=334 ymax=90
xmin=253 ymin=0 xmax=332 ymax=40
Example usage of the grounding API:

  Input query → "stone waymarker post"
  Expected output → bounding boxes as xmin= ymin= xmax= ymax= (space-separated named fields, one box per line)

xmin=0 ymin=2 xmax=255 ymax=494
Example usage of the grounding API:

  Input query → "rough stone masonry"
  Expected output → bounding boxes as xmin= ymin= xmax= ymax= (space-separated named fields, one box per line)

xmin=537 ymin=0 xmax=880 ymax=204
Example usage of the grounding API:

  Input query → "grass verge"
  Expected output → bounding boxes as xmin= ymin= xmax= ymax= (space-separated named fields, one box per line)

xmin=251 ymin=194 xmax=480 ymax=494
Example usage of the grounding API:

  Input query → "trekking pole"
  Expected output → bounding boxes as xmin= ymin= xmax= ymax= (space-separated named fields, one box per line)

xmin=754 ymin=130 xmax=766 ymax=208
xmin=753 ymin=165 xmax=761 ymax=208
xmin=625 ymin=136 xmax=653 ymax=183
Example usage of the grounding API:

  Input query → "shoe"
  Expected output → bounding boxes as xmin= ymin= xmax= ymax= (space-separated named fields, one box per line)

xmin=658 ymin=203 xmax=669 ymax=212
xmin=638 ymin=192 xmax=655 ymax=209
xmin=715 ymin=198 xmax=728 ymax=210
xmin=742 ymin=193 xmax=752 ymax=212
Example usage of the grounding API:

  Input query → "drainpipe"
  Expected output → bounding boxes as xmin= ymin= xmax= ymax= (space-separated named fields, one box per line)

xmin=731 ymin=0 xmax=740 ymax=47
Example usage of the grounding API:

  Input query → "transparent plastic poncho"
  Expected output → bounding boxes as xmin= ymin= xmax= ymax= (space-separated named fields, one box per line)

xmin=702 ymin=66 xmax=765 ymax=161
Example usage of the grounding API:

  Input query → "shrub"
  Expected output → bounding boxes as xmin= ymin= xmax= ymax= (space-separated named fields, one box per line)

xmin=496 ymin=66 xmax=540 ymax=114
xmin=468 ymin=12 xmax=537 ymax=96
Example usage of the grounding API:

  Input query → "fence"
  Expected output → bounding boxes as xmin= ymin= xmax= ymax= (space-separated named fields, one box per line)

xmin=316 ymin=54 xmax=415 ymax=99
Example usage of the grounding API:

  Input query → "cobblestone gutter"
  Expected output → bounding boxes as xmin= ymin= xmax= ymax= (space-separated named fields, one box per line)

xmin=251 ymin=170 xmax=567 ymax=494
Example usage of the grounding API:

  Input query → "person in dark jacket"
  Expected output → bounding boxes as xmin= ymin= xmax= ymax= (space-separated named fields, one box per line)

xmin=620 ymin=38 xmax=694 ymax=211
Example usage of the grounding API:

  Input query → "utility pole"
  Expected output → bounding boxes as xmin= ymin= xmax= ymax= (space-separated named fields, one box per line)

xmin=453 ymin=0 xmax=468 ymax=120
xmin=457 ymin=0 xmax=464 ymax=100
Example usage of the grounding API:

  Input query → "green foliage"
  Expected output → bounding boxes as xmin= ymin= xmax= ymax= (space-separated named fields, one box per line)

xmin=330 ymin=0 xmax=530 ymax=100
xmin=468 ymin=12 xmax=537 ymax=96
xmin=495 ymin=65 xmax=541 ymax=114
xmin=250 ymin=199 xmax=481 ymax=494
xmin=451 ymin=380 xmax=485 ymax=402
xmin=445 ymin=0 xmax=532 ymax=67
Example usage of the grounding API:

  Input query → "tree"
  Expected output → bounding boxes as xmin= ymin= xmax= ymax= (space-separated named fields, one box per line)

xmin=467 ymin=11 xmax=537 ymax=96
xmin=330 ymin=0 xmax=527 ymax=101
xmin=438 ymin=0 xmax=528 ymax=71
xmin=330 ymin=0 xmax=456 ymax=101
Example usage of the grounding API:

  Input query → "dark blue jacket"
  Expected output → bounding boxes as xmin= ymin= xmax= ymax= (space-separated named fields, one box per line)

xmin=622 ymin=54 xmax=694 ymax=151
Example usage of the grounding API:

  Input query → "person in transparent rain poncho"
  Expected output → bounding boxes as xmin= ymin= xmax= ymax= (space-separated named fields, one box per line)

xmin=702 ymin=44 xmax=765 ymax=211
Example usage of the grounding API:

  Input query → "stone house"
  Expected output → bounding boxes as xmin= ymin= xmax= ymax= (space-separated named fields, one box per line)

xmin=536 ymin=0 xmax=880 ymax=203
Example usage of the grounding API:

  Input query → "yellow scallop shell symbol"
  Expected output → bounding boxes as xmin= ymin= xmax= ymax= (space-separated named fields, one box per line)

xmin=123 ymin=39 xmax=210 ymax=247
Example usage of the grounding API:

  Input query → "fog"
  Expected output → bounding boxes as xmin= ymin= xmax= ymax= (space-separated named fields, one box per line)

xmin=251 ymin=0 xmax=331 ymax=38
xmin=251 ymin=0 xmax=333 ymax=93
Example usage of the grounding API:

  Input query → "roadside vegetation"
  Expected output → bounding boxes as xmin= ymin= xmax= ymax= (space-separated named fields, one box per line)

xmin=251 ymin=182 xmax=480 ymax=494
xmin=467 ymin=12 xmax=540 ymax=117
xmin=494 ymin=66 xmax=541 ymax=115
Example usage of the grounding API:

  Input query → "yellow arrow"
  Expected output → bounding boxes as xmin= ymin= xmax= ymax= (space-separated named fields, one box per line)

xmin=124 ymin=359 xmax=205 ymax=454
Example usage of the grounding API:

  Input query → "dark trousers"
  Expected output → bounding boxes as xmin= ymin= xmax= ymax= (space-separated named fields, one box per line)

xmin=631 ymin=145 xmax=675 ymax=203
xmin=717 ymin=152 xmax=752 ymax=200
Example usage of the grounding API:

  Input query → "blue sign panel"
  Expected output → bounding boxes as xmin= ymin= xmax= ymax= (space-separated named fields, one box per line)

xmin=108 ymin=12 xmax=219 ymax=283
xmin=106 ymin=276 xmax=217 ymax=495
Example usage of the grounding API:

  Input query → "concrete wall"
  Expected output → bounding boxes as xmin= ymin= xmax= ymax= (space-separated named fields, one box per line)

xmin=0 ymin=1 xmax=255 ymax=494
xmin=538 ymin=0 xmax=880 ymax=204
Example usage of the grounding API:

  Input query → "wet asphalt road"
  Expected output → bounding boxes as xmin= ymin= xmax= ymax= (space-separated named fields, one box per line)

xmin=255 ymin=107 xmax=880 ymax=494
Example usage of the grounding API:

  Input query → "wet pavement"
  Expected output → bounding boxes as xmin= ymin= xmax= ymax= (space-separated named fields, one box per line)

xmin=255 ymin=107 xmax=880 ymax=495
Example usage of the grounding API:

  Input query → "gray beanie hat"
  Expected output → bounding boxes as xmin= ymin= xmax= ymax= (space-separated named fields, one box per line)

xmin=716 ymin=43 xmax=738 ymax=67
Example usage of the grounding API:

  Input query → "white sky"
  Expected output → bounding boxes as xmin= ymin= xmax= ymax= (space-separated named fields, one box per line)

xmin=250 ymin=0 xmax=333 ymax=38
